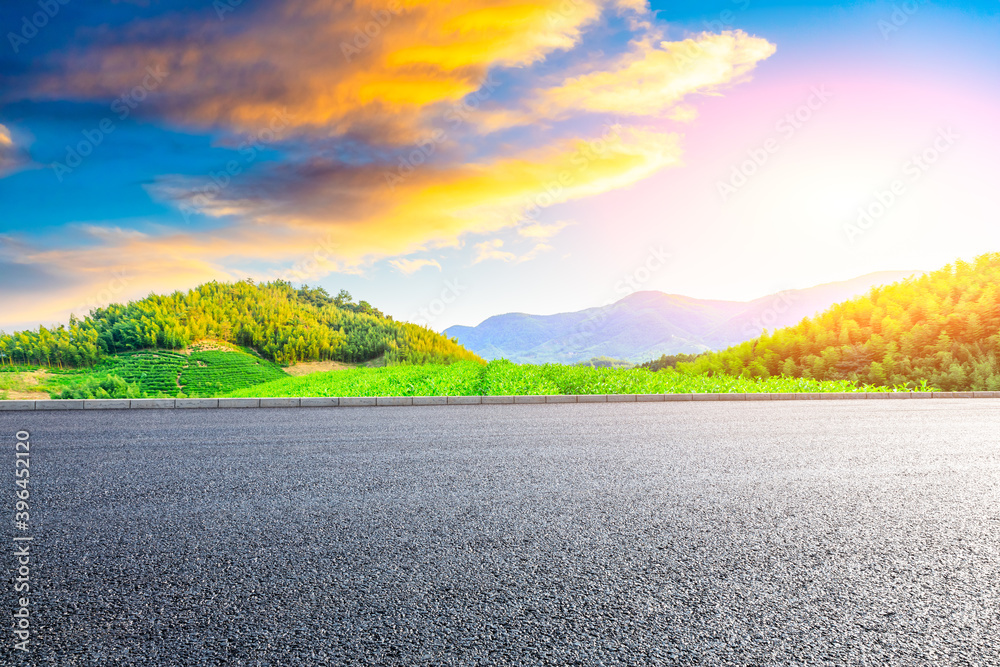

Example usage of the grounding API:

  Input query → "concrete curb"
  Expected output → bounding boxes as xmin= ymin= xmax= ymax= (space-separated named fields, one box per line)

xmin=482 ymin=396 xmax=514 ymax=405
xmin=261 ymin=397 xmax=301 ymax=408
xmin=132 ymin=399 xmax=175 ymax=409
xmin=1 ymin=392 xmax=995 ymax=411
xmin=300 ymin=397 xmax=338 ymax=408
xmin=376 ymin=397 xmax=412 ymax=406
xmin=84 ymin=399 xmax=130 ymax=410
xmin=176 ymin=398 xmax=218 ymax=409
xmin=340 ymin=397 xmax=375 ymax=407
xmin=218 ymin=398 xmax=259 ymax=409
xmin=413 ymin=396 xmax=448 ymax=406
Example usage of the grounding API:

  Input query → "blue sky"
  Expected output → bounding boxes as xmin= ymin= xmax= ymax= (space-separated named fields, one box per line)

xmin=1 ymin=0 xmax=998 ymax=331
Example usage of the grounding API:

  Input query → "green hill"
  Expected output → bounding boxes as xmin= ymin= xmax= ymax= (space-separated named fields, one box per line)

xmin=0 ymin=280 xmax=482 ymax=370
xmin=678 ymin=253 xmax=1000 ymax=391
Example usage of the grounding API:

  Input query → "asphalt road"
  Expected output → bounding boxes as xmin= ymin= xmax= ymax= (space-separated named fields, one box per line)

xmin=3 ymin=401 xmax=1000 ymax=665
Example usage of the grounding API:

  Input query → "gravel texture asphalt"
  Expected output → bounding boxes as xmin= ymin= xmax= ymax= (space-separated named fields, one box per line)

xmin=2 ymin=401 xmax=999 ymax=666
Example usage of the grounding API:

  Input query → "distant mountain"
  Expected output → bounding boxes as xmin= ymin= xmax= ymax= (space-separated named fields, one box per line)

xmin=444 ymin=271 xmax=921 ymax=364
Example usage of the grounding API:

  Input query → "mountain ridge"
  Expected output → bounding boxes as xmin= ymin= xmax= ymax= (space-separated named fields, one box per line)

xmin=445 ymin=271 xmax=922 ymax=364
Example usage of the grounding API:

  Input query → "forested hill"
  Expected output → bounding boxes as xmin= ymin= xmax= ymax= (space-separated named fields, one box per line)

xmin=677 ymin=253 xmax=1000 ymax=391
xmin=0 ymin=281 xmax=482 ymax=367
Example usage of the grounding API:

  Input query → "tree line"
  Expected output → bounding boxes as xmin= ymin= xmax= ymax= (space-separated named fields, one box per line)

xmin=676 ymin=253 xmax=1000 ymax=391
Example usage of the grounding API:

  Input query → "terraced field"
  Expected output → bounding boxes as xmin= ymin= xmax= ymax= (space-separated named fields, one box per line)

xmin=180 ymin=350 xmax=289 ymax=395
xmin=46 ymin=349 xmax=288 ymax=398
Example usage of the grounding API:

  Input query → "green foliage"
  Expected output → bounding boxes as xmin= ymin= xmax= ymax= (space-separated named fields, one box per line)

xmin=638 ymin=353 xmax=702 ymax=372
xmin=677 ymin=253 xmax=1000 ymax=391
xmin=0 ymin=364 xmax=41 ymax=374
xmin=0 ymin=280 xmax=480 ymax=369
xmin=56 ymin=374 xmax=143 ymax=400
xmin=577 ymin=357 xmax=635 ymax=369
xmin=228 ymin=362 xmax=486 ymax=398
xmin=228 ymin=360 xmax=879 ymax=398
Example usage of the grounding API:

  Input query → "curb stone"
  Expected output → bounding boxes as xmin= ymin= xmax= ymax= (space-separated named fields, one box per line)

xmin=482 ymin=396 xmax=514 ymax=404
xmin=0 ymin=401 xmax=36 ymax=411
xmin=84 ymin=399 xmax=130 ymax=410
xmin=218 ymin=398 xmax=259 ymax=409
xmin=176 ymin=399 xmax=218 ymax=409
xmin=36 ymin=400 xmax=84 ymax=410
xmin=131 ymin=399 xmax=175 ymax=409
xmin=413 ymin=396 xmax=448 ymax=406
xmin=0 ymin=392 xmax=991 ymax=410
xmin=340 ymin=397 xmax=376 ymax=407
xmin=300 ymin=397 xmax=339 ymax=408
xmin=447 ymin=396 xmax=482 ymax=405
xmin=376 ymin=397 xmax=412 ymax=406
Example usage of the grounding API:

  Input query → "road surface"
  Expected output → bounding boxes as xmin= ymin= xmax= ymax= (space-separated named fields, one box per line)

xmin=3 ymin=401 xmax=999 ymax=665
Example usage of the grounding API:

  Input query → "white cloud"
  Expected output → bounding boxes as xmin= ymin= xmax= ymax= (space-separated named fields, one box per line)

xmin=473 ymin=238 xmax=553 ymax=264
xmin=389 ymin=257 xmax=442 ymax=274
xmin=518 ymin=220 xmax=574 ymax=239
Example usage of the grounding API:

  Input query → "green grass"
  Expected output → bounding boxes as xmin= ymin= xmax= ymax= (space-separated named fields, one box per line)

xmin=228 ymin=359 xmax=888 ymax=398
xmin=45 ymin=349 xmax=288 ymax=398
xmin=4 ymin=356 xmax=911 ymax=400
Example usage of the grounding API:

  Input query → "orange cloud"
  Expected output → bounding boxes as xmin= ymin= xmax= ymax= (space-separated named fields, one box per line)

xmin=151 ymin=125 xmax=682 ymax=262
xmin=8 ymin=2 xmax=776 ymax=326
xmin=29 ymin=0 xmax=613 ymax=142
xmin=7 ymin=124 xmax=681 ymax=320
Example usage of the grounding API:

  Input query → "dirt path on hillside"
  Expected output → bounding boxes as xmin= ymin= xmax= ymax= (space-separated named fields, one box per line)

xmin=1 ymin=369 xmax=52 ymax=400
xmin=284 ymin=361 xmax=355 ymax=376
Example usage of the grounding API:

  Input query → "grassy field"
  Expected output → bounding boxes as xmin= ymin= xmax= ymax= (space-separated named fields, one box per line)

xmin=228 ymin=360 xmax=890 ymax=398
xmin=1 ymin=355 xmax=918 ymax=400
xmin=17 ymin=346 xmax=289 ymax=398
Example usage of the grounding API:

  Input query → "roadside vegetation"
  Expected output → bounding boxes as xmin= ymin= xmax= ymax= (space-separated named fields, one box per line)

xmin=577 ymin=357 xmax=635 ymax=369
xmin=227 ymin=360 xmax=889 ymax=398
xmin=13 ymin=254 xmax=1000 ymax=399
